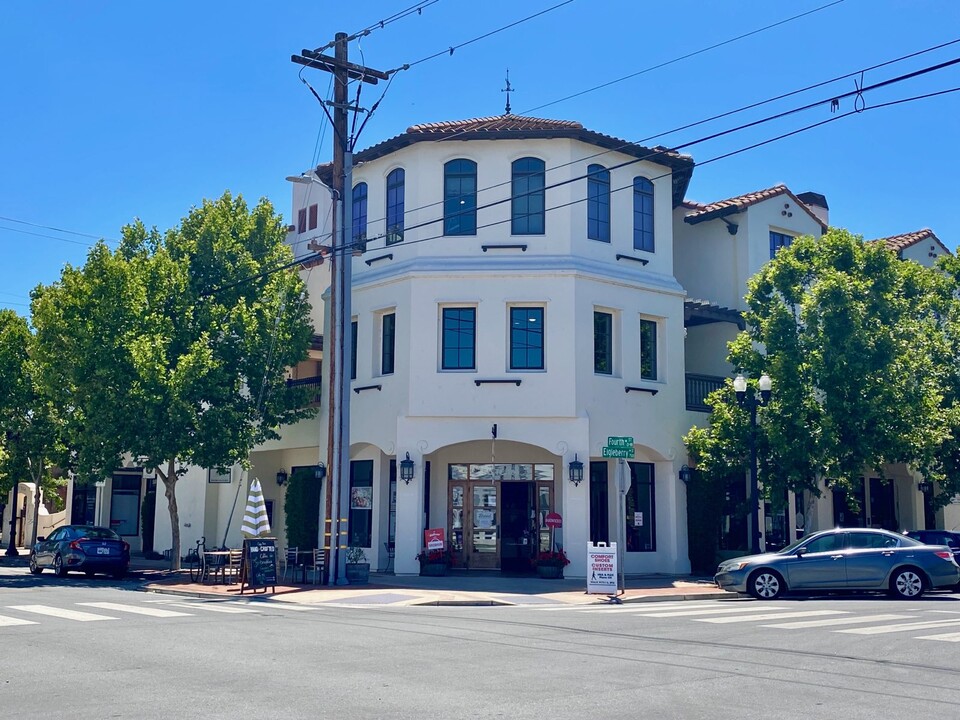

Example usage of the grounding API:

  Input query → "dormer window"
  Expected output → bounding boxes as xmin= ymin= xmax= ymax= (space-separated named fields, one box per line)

xmin=386 ymin=169 xmax=405 ymax=245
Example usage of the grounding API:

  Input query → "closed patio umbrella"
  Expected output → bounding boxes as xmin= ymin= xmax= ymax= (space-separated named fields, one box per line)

xmin=240 ymin=477 xmax=271 ymax=538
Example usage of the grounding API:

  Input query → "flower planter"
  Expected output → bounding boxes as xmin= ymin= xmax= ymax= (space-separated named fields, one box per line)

xmin=345 ymin=562 xmax=370 ymax=584
xmin=420 ymin=562 xmax=448 ymax=577
xmin=536 ymin=564 xmax=564 ymax=579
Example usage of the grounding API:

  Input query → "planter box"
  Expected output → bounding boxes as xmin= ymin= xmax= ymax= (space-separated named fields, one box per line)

xmin=345 ymin=562 xmax=370 ymax=584
xmin=536 ymin=564 xmax=564 ymax=579
xmin=420 ymin=562 xmax=448 ymax=577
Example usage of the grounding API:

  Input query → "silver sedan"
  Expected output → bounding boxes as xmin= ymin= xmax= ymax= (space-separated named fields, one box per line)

xmin=715 ymin=527 xmax=960 ymax=600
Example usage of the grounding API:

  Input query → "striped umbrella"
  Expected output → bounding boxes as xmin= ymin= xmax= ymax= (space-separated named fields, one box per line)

xmin=241 ymin=477 xmax=271 ymax=538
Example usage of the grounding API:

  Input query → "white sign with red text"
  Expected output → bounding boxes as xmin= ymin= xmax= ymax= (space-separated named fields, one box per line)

xmin=586 ymin=542 xmax=618 ymax=595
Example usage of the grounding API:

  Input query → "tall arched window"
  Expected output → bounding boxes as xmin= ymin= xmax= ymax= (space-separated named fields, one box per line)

xmin=587 ymin=164 xmax=610 ymax=242
xmin=633 ymin=177 xmax=654 ymax=252
xmin=386 ymin=168 xmax=405 ymax=244
xmin=352 ymin=182 xmax=368 ymax=244
xmin=444 ymin=159 xmax=477 ymax=236
xmin=511 ymin=157 xmax=545 ymax=235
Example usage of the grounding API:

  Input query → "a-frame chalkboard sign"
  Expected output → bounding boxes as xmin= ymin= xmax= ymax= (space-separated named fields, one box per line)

xmin=240 ymin=537 xmax=277 ymax=594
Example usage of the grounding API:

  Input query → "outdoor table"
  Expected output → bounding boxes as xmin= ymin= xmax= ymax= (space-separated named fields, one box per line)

xmin=202 ymin=551 xmax=231 ymax=584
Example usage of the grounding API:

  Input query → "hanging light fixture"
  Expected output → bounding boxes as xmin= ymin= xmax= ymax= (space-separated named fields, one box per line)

xmin=276 ymin=468 xmax=288 ymax=486
xmin=314 ymin=462 xmax=327 ymax=482
xmin=568 ymin=454 xmax=584 ymax=487
xmin=400 ymin=453 xmax=415 ymax=484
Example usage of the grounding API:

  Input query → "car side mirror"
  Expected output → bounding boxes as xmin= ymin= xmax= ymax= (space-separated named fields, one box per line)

xmin=37 ymin=536 xmax=45 ymax=542
xmin=795 ymin=546 xmax=807 ymax=557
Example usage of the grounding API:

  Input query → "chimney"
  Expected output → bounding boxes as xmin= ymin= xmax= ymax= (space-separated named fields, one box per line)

xmin=797 ymin=191 xmax=829 ymax=227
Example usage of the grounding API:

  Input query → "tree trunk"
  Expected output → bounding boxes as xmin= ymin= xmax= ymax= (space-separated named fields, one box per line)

xmin=160 ymin=459 xmax=181 ymax=570
xmin=30 ymin=476 xmax=41 ymax=547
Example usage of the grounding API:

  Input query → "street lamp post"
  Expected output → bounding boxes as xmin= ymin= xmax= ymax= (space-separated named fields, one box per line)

xmin=4 ymin=431 xmax=20 ymax=556
xmin=734 ymin=373 xmax=772 ymax=556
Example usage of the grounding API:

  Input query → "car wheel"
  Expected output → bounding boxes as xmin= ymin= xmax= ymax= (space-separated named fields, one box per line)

xmin=54 ymin=554 xmax=68 ymax=578
xmin=28 ymin=555 xmax=43 ymax=575
xmin=748 ymin=569 xmax=784 ymax=600
xmin=890 ymin=568 xmax=924 ymax=599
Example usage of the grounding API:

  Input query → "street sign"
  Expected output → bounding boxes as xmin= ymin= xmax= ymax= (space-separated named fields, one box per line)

xmin=544 ymin=512 xmax=562 ymax=529
xmin=607 ymin=436 xmax=633 ymax=448
xmin=602 ymin=446 xmax=634 ymax=458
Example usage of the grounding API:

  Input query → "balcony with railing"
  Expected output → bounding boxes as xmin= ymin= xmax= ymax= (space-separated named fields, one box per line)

xmin=286 ymin=376 xmax=322 ymax=406
xmin=685 ymin=373 xmax=726 ymax=412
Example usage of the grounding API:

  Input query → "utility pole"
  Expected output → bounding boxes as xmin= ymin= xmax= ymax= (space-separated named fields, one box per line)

xmin=291 ymin=34 xmax=387 ymax=585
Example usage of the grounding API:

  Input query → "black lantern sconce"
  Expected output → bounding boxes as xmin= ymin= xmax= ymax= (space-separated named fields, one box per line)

xmin=568 ymin=454 xmax=584 ymax=487
xmin=679 ymin=465 xmax=693 ymax=484
xmin=314 ymin=462 xmax=327 ymax=483
xmin=400 ymin=453 xmax=415 ymax=484
xmin=918 ymin=481 xmax=933 ymax=494
xmin=276 ymin=468 xmax=288 ymax=487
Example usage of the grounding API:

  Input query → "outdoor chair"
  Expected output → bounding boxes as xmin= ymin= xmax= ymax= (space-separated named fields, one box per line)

xmin=282 ymin=546 xmax=302 ymax=583
xmin=305 ymin=548 xmax=325 ymax=585
xmin=224 ymin=549 xmax=243 ymax=584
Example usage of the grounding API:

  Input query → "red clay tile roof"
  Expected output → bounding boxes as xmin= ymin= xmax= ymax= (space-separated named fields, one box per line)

xmin=871 ymin=228 xmax=943 ymax=253
xmin=683 ymin=184 xmax=826 ymax=230
xmin=407 ymin=116 xmax=584 ymax=133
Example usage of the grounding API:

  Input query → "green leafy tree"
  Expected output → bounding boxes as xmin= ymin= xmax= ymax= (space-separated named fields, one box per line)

xmin=32 ymin=193 xmax=315 ymax=567
xmin=686 ymin=228 xmax=952 ymax=533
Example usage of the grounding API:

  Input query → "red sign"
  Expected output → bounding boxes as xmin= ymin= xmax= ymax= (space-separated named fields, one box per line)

xmin=424 ymin=527 xmax=445 ymax=551
xmin=544 ymin=512 xmax=563 ymax=529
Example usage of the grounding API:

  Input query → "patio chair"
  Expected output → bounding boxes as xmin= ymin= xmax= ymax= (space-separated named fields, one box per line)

xmin=224 ymin=549 xmax=243 ymax=584
xmin=305 ymin=548 xmax=325 ymax=585
xmin=282 ymin=546 xmax=301 ymax=583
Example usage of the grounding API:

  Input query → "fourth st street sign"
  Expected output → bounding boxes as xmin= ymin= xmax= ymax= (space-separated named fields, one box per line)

xmin=602 ymin=436 xmax=635 ymax=458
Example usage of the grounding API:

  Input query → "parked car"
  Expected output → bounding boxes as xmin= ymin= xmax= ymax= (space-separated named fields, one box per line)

xmin=29 ymin=525 xmax=130 ymax=579
xmin=904 ymin=530 xmax=960 ymax=568
xmin=715 ymin=527 xmax=960 ymax=600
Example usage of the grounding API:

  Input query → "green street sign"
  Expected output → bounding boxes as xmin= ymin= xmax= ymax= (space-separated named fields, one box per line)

xmin=602 ymin=446 xmax=635 ymax=459
xmin=607 ymin=436 xmax=634 ymax=449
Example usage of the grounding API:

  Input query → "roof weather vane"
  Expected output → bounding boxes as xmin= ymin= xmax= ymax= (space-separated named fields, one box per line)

xmin=501 ymin=69 xmax=515 ymax=115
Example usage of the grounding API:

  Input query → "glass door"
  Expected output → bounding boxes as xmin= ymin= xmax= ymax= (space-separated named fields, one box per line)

xmin=470 ymin=485 xmax=498 ymax=569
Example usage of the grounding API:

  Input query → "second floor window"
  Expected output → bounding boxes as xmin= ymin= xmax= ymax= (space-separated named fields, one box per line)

xmin=510 ymin=307 xmax=544 ymax=370
xmin=350 ymin=320 xmax=358 ymax=380
xmin=587 ymin=164 xmax=610 ymax=242
xmin=594 ymin=311 xmax=613 ymax=375
xmin=640 ymin=318 xmax=658 ymax=381
xmin=633 ymin=177 xmax=654 ymax=252
xmin=297 ymin=208 xmax=307 ymax=234
xmin=308 ymin=203 xmax=318 ymax=231
xmin=352 ymin=182 xmax=368 ymax=244
xmin=444 ymin=159 xmax=477 ymax=235
xmin=386 ymin=168 xmax=405 ymax=244
xmin=441 ymin=307 xmax=476 ymax=370
xmin=511 ymin=157 xmax=545 ymax=235
xmin=770 ymin=231 xmax=793 ymax=258
xmin=381 ymin=312 xmax=396 ymax=375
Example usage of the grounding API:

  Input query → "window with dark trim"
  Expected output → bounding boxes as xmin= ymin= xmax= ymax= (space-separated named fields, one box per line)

xmin=352 ymin=182 xmax=368 ymax=243
xmin=511 ymin=157 xmax=545 ymax=235
xmin=349 ymin=460 xmax=374 ymax=548
xmin=444 ymin=159 xmax=477 ymax=235
xmin=640 ymin=319 xmax=658 ymax=381
xmin=441 ymin=307 xmax=476 ymax=370
xmin=509 ymin=307 xmax=544 ymax=370
xmin=633 ymin=177 xmax=654 ymax=252
xmin=587 ymin=164 xmax=610 ymax=242
xmin=381 ymin=312 xmax=396 ymax=375
xmin=770 ymin=231 xmax=793 ymax=258
xmin=386 ymin=168 xmax=405 ymax=244
xmin=594 ymin=311 xmax=613 ymax=375
xmin=350 ymin=320 xmax=358 ymax=380
xmin=110 ymin=474 xmax=141 ymax=537
xmin=626 ymin=462 xmax=656 ymax=552
xmin=297 ymin=208 xmax=307 ymax=234
xmin=308 ymin=203 xmax=318 ymax=231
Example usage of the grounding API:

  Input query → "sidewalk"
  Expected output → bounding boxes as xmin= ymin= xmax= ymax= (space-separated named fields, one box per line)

xmin=138 ymin=558 xmax=728 ymax=607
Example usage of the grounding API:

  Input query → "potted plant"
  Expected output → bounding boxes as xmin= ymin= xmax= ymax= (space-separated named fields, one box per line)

xmin=535 ymin=547 xmax=570 ymax=579
xmin=344 ymin=546 xmax=370 ymax=584
xmin=416 ymin=548 xmax=453 ymax=576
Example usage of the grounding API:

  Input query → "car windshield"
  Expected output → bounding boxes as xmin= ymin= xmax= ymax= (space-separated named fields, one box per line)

xmin=75 ymin=527 xmax=120 ymax=541
xmin=777 ymin=536 xmax=812 ymax=555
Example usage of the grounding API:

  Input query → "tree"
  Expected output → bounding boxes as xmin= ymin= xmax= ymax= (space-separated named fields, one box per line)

xmin=32 ymin=193 xmax=315 ymax=567
xmin=685 ymin=228 xmax=952 ymax=522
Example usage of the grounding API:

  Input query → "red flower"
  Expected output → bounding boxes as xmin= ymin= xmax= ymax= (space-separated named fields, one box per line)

xmin=416 ymin=548 xmax=454 ymax=564
xmin=536 ymin=549 xmax=570 ymax=567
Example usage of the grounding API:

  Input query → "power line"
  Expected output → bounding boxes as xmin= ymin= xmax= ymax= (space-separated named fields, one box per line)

xmin=0 ymin=224 xmax=98 ymax=247
xmin=0 ymin=215 xmax=118 ymax=243
xmin=313 ymin=0 xmax=440 ymax=53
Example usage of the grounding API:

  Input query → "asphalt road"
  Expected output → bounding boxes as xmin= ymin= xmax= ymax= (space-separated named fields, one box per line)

xmin=2 ymin=566 xmax=959 ymax=720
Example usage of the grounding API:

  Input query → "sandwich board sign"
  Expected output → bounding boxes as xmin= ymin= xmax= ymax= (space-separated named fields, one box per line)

xmin=586 ymin=542 xmax=618 ymax=595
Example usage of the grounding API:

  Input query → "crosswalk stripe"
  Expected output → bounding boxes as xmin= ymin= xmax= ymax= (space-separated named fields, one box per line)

xmin=696 ymin=610 xmax=845 ymax=624
xmin=838 ymin=618 xmax=960 ymax=635
xmin=0 ymin=614 xmax=38 ymax=627
xmin=77 ymin=602 xmax=193 ymax=618
xmin=534 ymin=600 xmax=728 ymax=612
xmin=763 ymin=614 xmax=915 ymax=629
xmin=160 ymin=601 xmax=260 ymax=614
xmin=7 ymin=605 xmax=117 ymax=622
xmin=640 ymin=605 xmax=788 ymax=618
xmin=914 ymin=631 xmax=960 ymax=642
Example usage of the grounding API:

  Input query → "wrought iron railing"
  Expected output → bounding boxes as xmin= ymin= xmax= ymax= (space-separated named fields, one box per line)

xmin=685 ymin=373 xmax=726 ymax=412
xmin=286 ymin=376 xmax=322 ymax=405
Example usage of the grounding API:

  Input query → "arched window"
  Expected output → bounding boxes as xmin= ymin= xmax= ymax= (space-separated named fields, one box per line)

xmin=352 ymin=182 xmax=368 ymax=244
xmin=511 ymin=157 xmax=545 ymax=235
xmin=587 ymin=164 xmax=610 ymax=242
xmin=444 ymin=159 xmax=477 ymax=236
xmin=633 ymin=177 xmax=654 ymax=252
xmin=386 ymin=168 xmax=405 ymax=244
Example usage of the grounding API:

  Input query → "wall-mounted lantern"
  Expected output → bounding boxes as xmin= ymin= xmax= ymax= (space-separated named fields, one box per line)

xmin=569 ymin=454 xmax=584 ymax=487
xmin=276 ymin=469 xmax=288 ymax=487
xmin=400 ymin=453 xmax=415 ymax=484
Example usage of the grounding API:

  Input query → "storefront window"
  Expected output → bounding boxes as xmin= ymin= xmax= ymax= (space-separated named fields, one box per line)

xmin=109 ymin=474 xmax=141 ymax=536
xmin=625 ymin=462 xmax=655 ymax=552
xmin=349 ymin=460 xmax=373 ymax=547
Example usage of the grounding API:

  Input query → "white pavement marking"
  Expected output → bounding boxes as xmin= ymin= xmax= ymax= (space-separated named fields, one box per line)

xmin=573 ymin=601 xmax=732 ymax=613
xmin=160 ymin=601 xmax=260 ymax=614
xmin=914 ymin=631 xmax=960 ymax=642
xmin=838 ymin=618 xmax=960 ymax=635
xmin=763 ymin=614 xmax=915 ymax=629
xmin=0 ymin=614 xmax=38 ymax=627
xmin=7 ymin=605 xmax=118 ymax=622
xmin=640 ymin=605 xmax=789 ymax=618
xmin=696 ymin=610 xmax=846 ymax=624
xmin=77 ymin=602 xmax=193 ymax=618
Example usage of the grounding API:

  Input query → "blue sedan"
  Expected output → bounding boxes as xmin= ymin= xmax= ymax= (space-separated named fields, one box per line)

xmin=29 ymin=525 xmax=130 ymax=579
xmin=715 ymin=527 xmax=960 ymax=600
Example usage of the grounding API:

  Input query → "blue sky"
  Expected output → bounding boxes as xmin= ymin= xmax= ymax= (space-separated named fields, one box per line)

xmin=2 ymin=0 xmax=958 ymax=314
